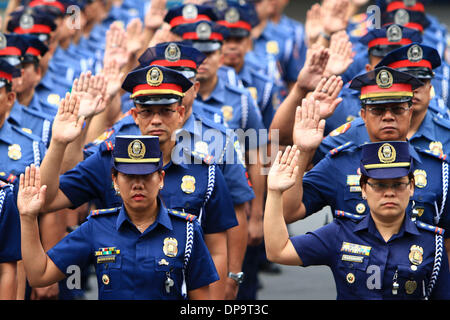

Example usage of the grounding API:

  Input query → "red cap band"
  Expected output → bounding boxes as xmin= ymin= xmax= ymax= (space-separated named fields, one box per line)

xmin=387 ymin=2 xmax=425 ymax=12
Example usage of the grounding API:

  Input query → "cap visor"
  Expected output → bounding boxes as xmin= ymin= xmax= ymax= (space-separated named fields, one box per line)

xmin=364 ymin=167 xmax=410 ymax=179
xmin=362 ymin=97 xmax=412 ymax=105
xmin=192 ymin=41 xmax=222 ymax=53
xmin=134 ymin=95 xmax=181 ymax=105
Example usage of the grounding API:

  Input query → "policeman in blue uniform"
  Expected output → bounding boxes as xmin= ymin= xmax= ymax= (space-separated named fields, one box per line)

xmin=17 ymin=136 xmax=219 ymax=300
xmin=324 ymin=25 xmax=424 ymax=136
xmin=0 ymin=60 xmax=46 ymax=181
xmin=284 ymin=67 xmax=450 ymax=250
xmin=217 ymin=2 xmax=279 ymax=129
xmin=264 ymin=141 xmax=450 ymax=299
xmin=318 ymin=43 xmax=450 ymax=162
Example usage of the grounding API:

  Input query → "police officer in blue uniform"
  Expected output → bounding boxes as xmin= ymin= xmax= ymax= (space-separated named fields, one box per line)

xmin=264 ymin=141 xmax=450 ymax=300
xmin=282 ymin=68 xmax=450 ymax=261
xmin=317 ymin=43 xmax=450 ymax=162
xmin=39 ymin=65 xmax=238 ymax=299
xmin=217 ymin=2 xmax=279 ymax=129
xmin=0 ymin=179 xmax=21 ymax=299
xmin=17 ymin=136 xmax=219 ymax=300
xmin=0 ymin=60 xmax=46 ymax=181
xmin=324 ymin=25 xmax=424 ymax=136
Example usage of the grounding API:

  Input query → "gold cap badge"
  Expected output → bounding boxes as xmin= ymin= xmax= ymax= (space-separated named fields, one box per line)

xmin=146 ymin=67 xmax=163 ymax=87
xmin=378 ymin=143 xmax=396 ymax=163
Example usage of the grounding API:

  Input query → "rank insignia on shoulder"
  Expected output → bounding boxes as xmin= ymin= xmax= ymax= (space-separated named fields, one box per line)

xmin=335 ymin=210 xmax=364 ymax=221
xmin=415 ymin=221 xmax=445 ymax=236
xmin=89 ymin=207 xmax=121 ymax=218
xmin=421 ymin=149 xmax=448 ymax=161
xmin=104 ymin=140 xmax=114 ymax=151
xmin=330 ymin=122 xmax=351 ymax=137
xmin=329 ymin=141 xmax=354 ymax=156
xmin=168 ymin=209 xmax=197 ymax=222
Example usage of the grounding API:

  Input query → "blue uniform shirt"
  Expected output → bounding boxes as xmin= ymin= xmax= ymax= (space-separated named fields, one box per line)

xmin=60 ymin=140 xmax=238 ymax=235
xmin=0 ymin=181 xmax=21 ymax=263
xmin=194 ymin=77 xmax=266 ymax=149
xmin=291 ymin=212 xmax=450 ymax=300
xmin=304 ymin=143 xmax=450 ymax=235
xmin=0 ymin=120 xmax=46 ymax=178
xmin=218 ymin=59 xmax=279 ymax=129
xmin=47 ymin=202 xmax=219 ymax=300
xmin=8 ymin=101 xmax=53 ymax=148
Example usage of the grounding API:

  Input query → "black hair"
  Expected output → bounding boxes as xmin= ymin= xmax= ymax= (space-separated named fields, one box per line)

xmin=359 ymin=172 xmax=415 ymax=187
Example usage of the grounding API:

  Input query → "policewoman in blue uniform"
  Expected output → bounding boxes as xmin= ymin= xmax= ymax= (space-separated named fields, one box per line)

xmin=264 ymin=141 xmax=450 ymax=300
xmin=17 ymin=136 xmax=219 ymax=300
xmin=281 ymin=67 xmax=450 ymax=263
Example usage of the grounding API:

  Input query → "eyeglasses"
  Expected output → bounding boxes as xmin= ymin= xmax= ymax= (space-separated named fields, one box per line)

xmin=365 ymin=106 xmax=411 ymax=116
xmin=136 ymin=107 xmax=177 ymax=119
xmin=366 ymin=181 xmax=411 ymax=192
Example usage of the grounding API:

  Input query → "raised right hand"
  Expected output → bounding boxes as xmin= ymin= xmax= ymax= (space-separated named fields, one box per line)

xmin=293 ymin=97 xmax=326 ymax=152
xmin=51 ymin=93 xmax=84 ymax=145
xmin=267 ymin=145 xmax=300 ymax=193
xmin=18 ymin=165 xmax=47 ymax=218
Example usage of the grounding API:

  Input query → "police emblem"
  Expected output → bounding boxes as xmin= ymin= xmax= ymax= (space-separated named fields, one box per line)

xmin=47 ymin=93 xmax=61 ymax=105
xmin=346 ymin=273 xmax=355 ymax=284
xmin=163 ymin=237 xmax=178 ymax=257
xmin=225 ymin=7 xmax=240 ymax=23
xmin=248 ymin=87 xmax=258 ymax=101
xmin=266 ymin=41 xmax=279 ymax=55
xmin=102 ymin=274 xmax=110 ymax=285
xmin=405 ymin=280 xmax=417 ymax=294
xmin=394 ymin=9 xmax=410 ymax=26
xmin=182 ymin=4 xmax=198 ymax=20
xmin=196 ymin=22 xmax=212 ymax=40
xmin=413 ymin=169 xmax=427 ymax=188
xmin=429 ymin=141 xmax=443 ymax=155
xmin=221 ymin=105 xmax=234 ymax=122
xmin=404 ymin=0 xmax=416 ymax=7
xmin=128 ymin=139 xmax=146 ymax=160
xmin=165 ymin=43 xmax=181 ymax=62
xmin=0 ymin=33 xmax=6 ymax=50
xmin=407 ymin=44 xmax=423 ymax=63
xmin=20 ymin=14 xmax=34 ymax=30
xmin=356 ymin=203 xmax=366 ymax=214
xmin=387 ymin=24 xmax=402 ymax=43
xmin=8 ymin=144 xmax=22 ymax=160
xmin=146 ymin=67 xmax=163 ymax=86
xmin=181 ymin=175 xmax=196 ymax=194
xmin=216 ymin=0 xmax=227 ymax=11
xmin=376 ymin=70 xmax=394 ymax=89
xmin=409 ymin=245 xmax=423 ymax=265
xmin=378 ymin=143 xmax=396 ymax=163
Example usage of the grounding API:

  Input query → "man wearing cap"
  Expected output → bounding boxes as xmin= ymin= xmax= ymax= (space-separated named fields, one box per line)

xmin=17 ymin=136 xmax=219 ymax=300
xmin=264 ymin=141 xmax=450 ymax=299
xmin=38 ymin=65 xmax=238 ymax=299
xmin=85 ymin=41 xmax=255 ymax=299
xmin=218 ymin=2 xmax=279 ymax=129
xmin=317 ymin=43 xmax=450 ymax=162
xmin=281 ymin=67 xmax=450 ymax=263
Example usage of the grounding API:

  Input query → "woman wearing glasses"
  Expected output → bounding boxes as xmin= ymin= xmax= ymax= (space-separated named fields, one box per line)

xmin=264 ymin=141 xmax=450 ymax=299
xmin=17 ymin=136 xmax=219 ymax=300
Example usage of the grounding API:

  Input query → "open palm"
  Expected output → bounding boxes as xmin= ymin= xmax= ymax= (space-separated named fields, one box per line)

xmin=52 ymin=93 xmax=84 ymax=144
xmin=293 ymin=98 xmax=326 ymax=152
xmin=18 ymin=165 xmax=46 ymax=218
xmin=268 ymin=146 xmax=300 ymax=193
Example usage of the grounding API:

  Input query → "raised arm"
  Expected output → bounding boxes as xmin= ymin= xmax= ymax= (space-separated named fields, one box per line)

xmin=282 ymin=97 xmax=326 ymax=223
xmin=264 ymin=146 xmax=302 ymax=266
xmin=40 ymin=93 xmax=84 ymax=212
xmin=18 ymin=165 xmax=66 ymax=287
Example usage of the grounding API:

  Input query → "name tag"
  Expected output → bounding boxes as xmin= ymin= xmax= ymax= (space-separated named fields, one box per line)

xmin=341 ymin=242 xmax=371 ymax=256
xmin=97 ymin=256 xmax=116 ymax=264
xmin=341 ymin=254 xmax=364 ymax=263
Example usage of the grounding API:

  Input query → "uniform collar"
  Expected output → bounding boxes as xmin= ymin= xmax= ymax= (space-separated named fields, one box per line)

xmin=410 ymin=111 xmax=435 ymax=143
xmin=204 ymin=77 xmax=226 ymax=104
xmin=116 ymin=197 xmax=173 ymax=232
xmin=7 ymin=101 xmax=24 ymax=127
xmin=354 ymin=213 xmax=421 ymax=240
xmin=0 ymin=120 xmax=15 ymax=145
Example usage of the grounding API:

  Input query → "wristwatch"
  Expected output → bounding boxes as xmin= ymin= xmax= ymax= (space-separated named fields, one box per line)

xmin=228 ymin=272 xmax=245 ymax=284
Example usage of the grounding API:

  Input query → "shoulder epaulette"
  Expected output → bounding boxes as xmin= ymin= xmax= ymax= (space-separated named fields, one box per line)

xmin=432 ymin=115 xmax=450 ymax=129
xmin=418 ymin=148 xmax=449 ymax=162
xmin=329 ymin=141 xmax=355 ymax=157
xmin=415 ymin=220 xmax=445 ymax=236
xmin=224 ymin=82 xmax=246 ymax=95
xmin=168 ymin=209 xmax=197 ymax=222
xmin=335 ymin=210 xmax=364 ymax=221
xmin=103 ymin=140 xmax=115 ymax=152
xmin=89 ymin=207 xmax=121 ymax=218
